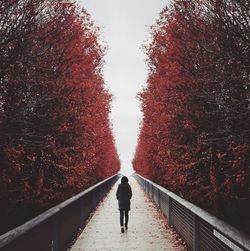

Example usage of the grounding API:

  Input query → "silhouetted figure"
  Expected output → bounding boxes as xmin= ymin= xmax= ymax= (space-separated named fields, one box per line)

xmin=116 ymin=176 xmax=132 ymax=233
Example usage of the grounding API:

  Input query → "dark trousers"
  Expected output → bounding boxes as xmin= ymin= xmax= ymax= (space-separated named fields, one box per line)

xmin=119 ymin=209 xmax=129 ymax=226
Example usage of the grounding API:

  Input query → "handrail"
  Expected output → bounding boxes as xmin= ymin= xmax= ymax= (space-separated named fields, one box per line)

xmin=0 ymin=173 xmax=121 ymax=251
xmin=134 ymin=173 xmax=250 ymax=251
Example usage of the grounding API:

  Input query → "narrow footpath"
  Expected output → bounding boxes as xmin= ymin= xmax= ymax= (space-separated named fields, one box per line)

xmin=71 ymin=177 xmax=186 ymax=251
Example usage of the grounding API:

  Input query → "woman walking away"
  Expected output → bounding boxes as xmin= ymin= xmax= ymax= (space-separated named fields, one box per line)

xmin=116 ymin=176 xmax=132 ymax=233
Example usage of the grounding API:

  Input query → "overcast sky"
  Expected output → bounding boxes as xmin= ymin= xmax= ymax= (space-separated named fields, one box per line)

xmin=79 ymin=0 xmax=168 ymax=175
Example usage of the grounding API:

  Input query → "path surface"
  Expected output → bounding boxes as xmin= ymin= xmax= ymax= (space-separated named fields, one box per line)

xmin=71 ymin=177 xmax=186 ymax=251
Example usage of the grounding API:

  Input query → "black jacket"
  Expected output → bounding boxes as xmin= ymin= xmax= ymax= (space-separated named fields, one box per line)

xmin=116 ymin=183 xmax=132 ymax=210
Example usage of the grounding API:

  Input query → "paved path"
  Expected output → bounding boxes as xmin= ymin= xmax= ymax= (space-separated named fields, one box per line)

xmin=71 ymin=177 xmax=186 ymax=251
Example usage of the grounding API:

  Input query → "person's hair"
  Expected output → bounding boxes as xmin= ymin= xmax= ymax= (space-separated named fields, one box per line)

xmin=121 ymin=176 xmax=128 ymax=184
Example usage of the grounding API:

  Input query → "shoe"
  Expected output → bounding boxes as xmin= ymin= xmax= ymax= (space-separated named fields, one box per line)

xmin=121 ymin=226 xmax=124 ymax=233
xmin=125 ymin=224 xmax=128 ymax=230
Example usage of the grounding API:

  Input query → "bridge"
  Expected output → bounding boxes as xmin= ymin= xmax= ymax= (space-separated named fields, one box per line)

xmin=0 ymin=174 xmax=249 ymax=251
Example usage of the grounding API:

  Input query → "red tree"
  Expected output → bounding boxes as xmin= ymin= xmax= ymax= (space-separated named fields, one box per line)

xmin=133 ymin=0 xmax=250 ymax=233
xmin=0 ymin=0 xmax=119 ymax=233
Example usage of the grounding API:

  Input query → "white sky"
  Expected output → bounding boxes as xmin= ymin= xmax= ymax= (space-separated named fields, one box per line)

xmin=79 ymin=0 xmax=168 ymax=176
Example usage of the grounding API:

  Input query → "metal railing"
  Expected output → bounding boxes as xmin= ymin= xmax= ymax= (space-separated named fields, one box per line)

xmin=0 ymin=174 xmax=120 ymax=251
xmin=134 ymin=173 xmax=250 ymax=251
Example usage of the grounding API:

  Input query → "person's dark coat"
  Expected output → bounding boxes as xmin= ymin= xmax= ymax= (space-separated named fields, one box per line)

xmin=116 ymin=182 xmax=132 ymax=210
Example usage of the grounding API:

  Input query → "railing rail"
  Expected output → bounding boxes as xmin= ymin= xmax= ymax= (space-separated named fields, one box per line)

xmin=133 ymin=173 xmax=250 ymax=251
xmin=0 ymin=174 xmax=120 ymax=251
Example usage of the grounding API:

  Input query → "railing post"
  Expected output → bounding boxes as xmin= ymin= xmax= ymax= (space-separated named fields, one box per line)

xmin=193 ymin=215 xmax=200 ymax=251
xmin=168 ymin=197 xmax=173 ymax=226
xmin=151 ymin=184 xmax=154 ymax=199
xmin=158 ymin=189 xmax=161 ymax=208
xmin=104 ymin=182 xmax=108 ymax=194
xmin=80 ymin=198 xmax=85 ymax=228
xmin=92 ymin=190 xmax=96 ymax=209
xmin=52 ymin=216 xmax=59 ymax=251
xmin=149 ymin=183 xmax=151 ymax=198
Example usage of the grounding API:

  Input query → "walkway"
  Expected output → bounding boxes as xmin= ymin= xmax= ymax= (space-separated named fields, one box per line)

xmin=71 ymin=177 xmax=186 ymax=251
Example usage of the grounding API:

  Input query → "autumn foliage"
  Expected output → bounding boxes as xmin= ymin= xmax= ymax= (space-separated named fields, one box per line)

xmin=133 ymin=0 xmax=250 ymax=233
xmin=0 ymin=0 xmax=120 ymax=233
